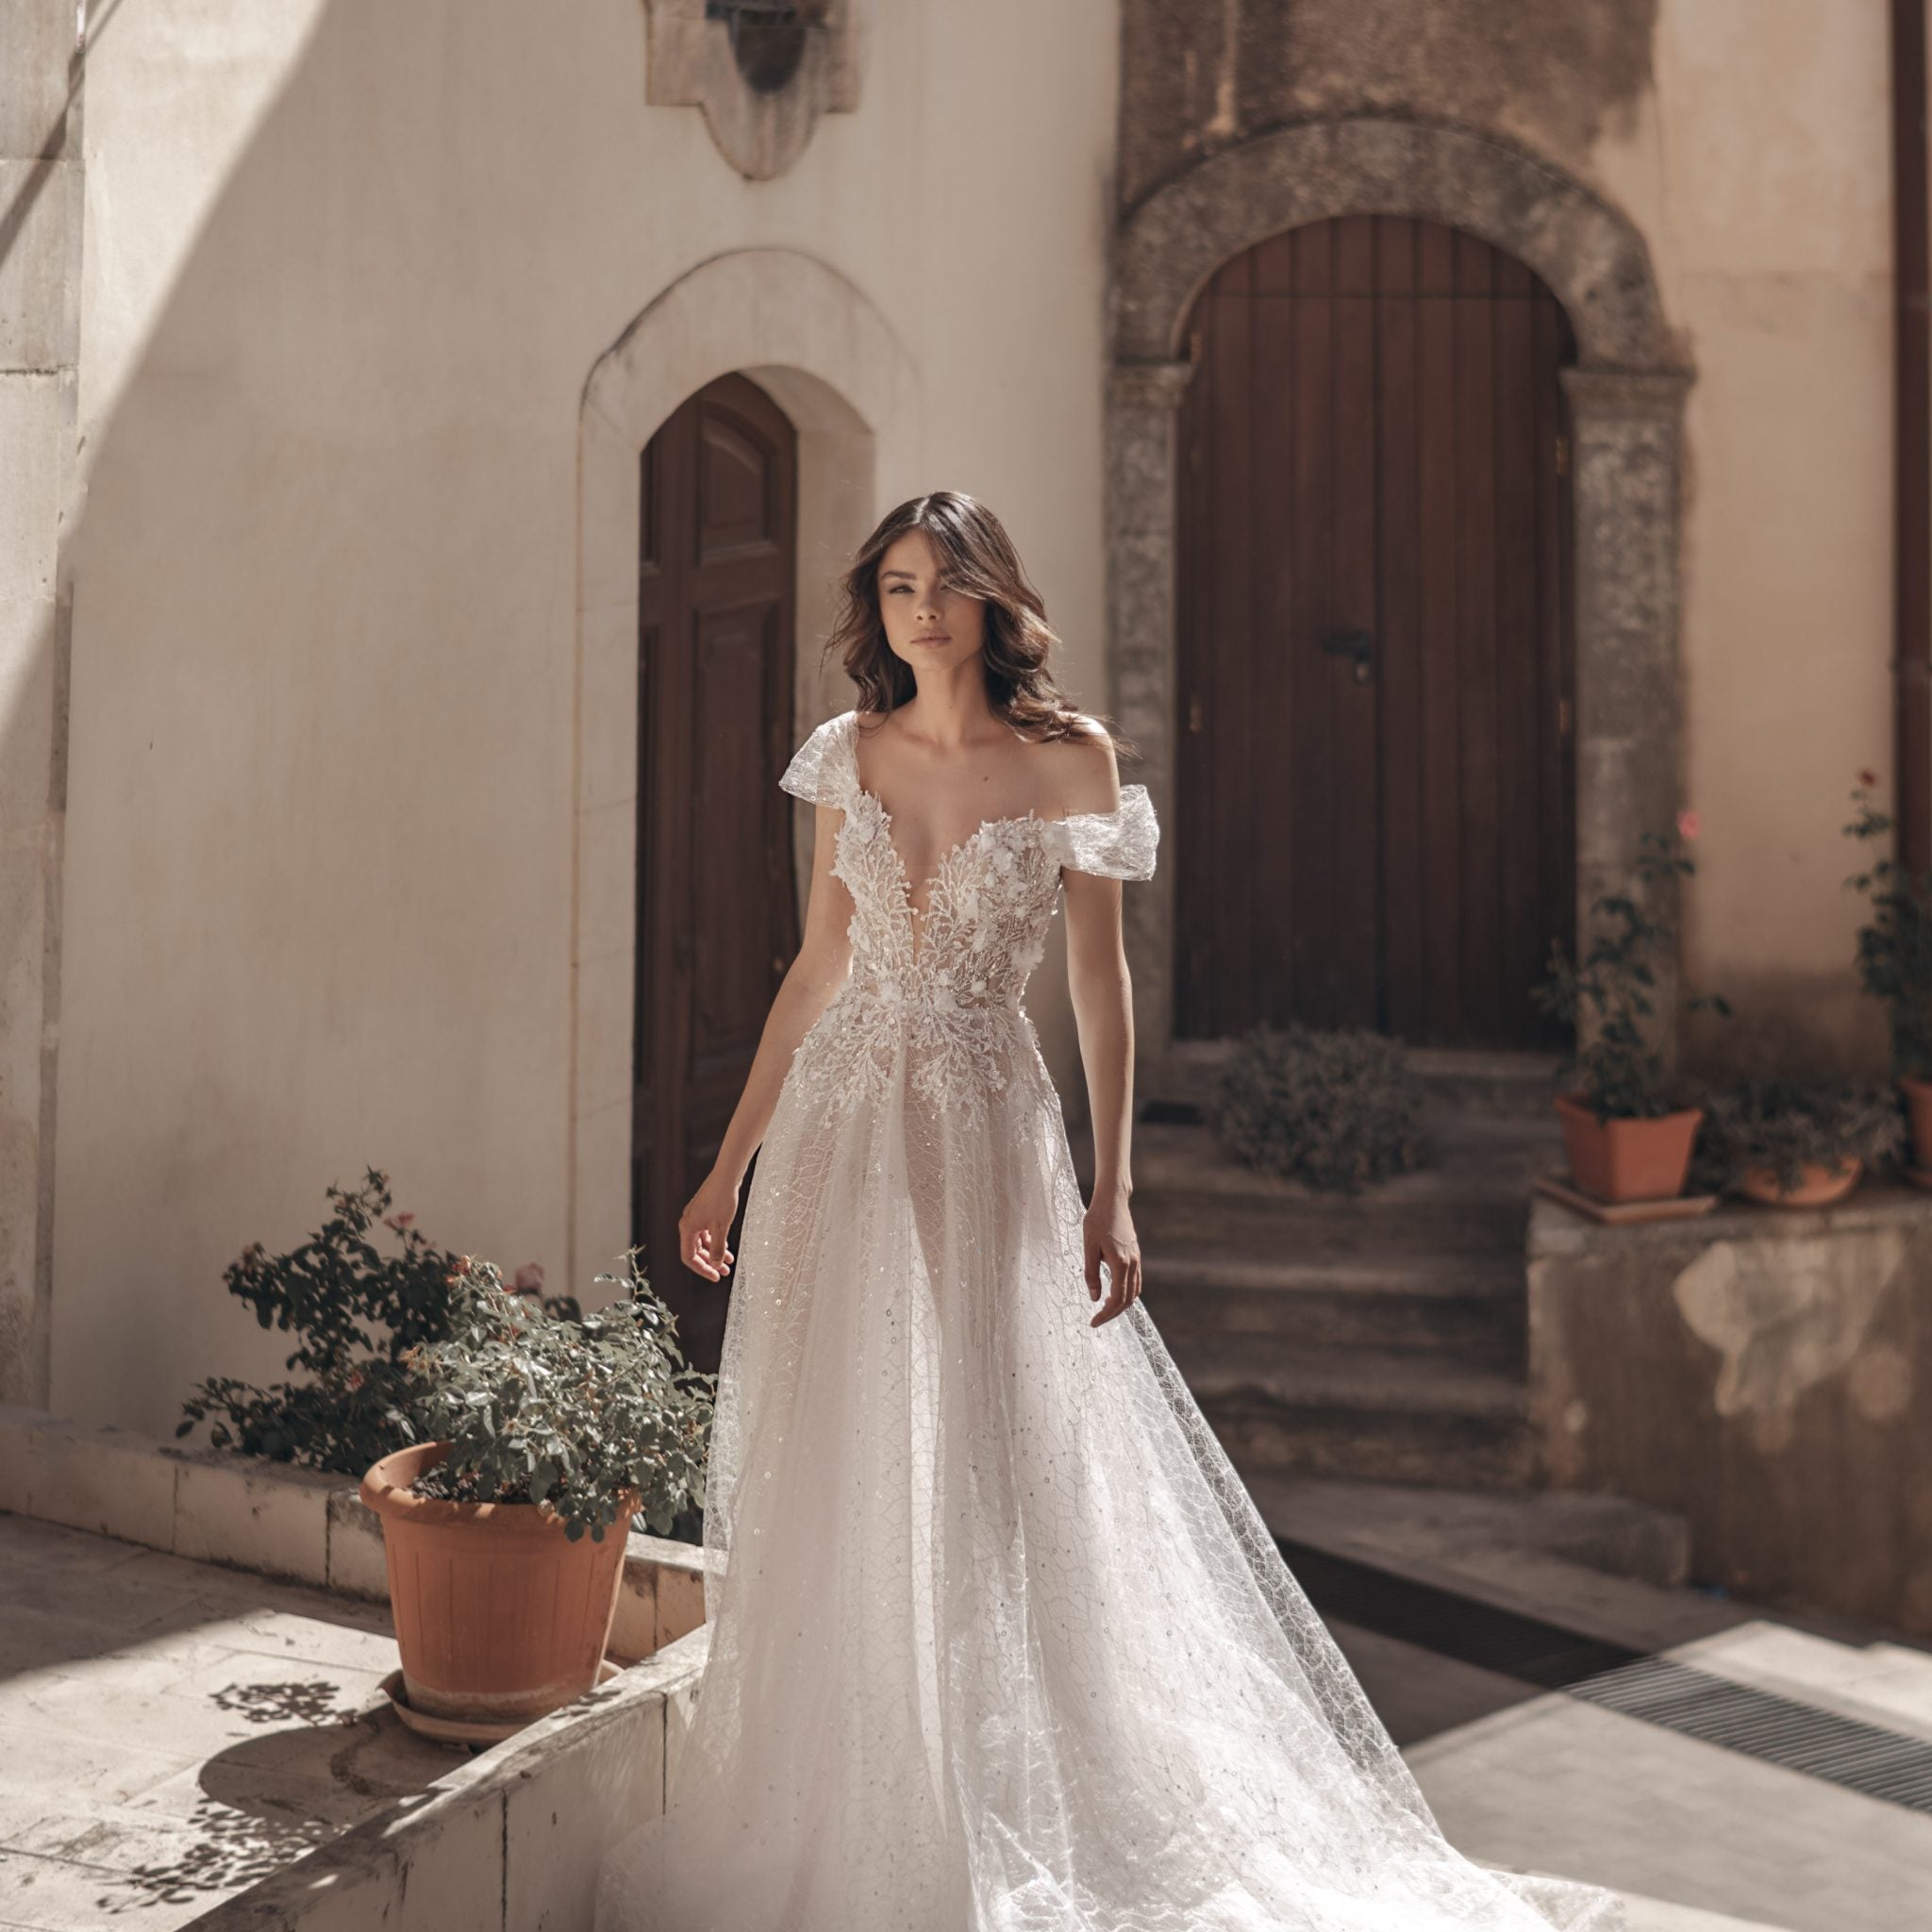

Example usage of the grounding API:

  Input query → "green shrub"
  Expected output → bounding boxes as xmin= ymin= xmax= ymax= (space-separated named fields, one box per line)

xmin=401 ymin=1250 xmax=713 ymax=1542
xmin=176 ymin=1168 xmax=579 ymax=1476
xmin=1209 ymin=1023 xmax=1429 ymax=1193
xmin=1695 ymin=1075 xmax=1907 ymax=1196
xmin=1532 ymin=821 xmax=1731 ymax=1120
xmin=176 ymin=1166 xmax=572 ymax=1468
xmin=1844 ymin=774 xmax=1932 ymax=1080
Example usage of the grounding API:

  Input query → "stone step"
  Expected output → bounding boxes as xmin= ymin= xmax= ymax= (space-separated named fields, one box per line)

xmin=1152 ymin=1039 xmax=1572 ymax=1122
xmin=1122 ymin=1112 xmax=1561 ymax=1201
xmin=1247 ymin=1473 xmax=1697 ymax=1593
xmin=1144 ymin=1246 xmax=1526 ymax=1361
xmin=1164 ymin=1334 xmax=1541 ymax=1490
xmin=1135 ymin=1183 xmax=1531 ymax=1260
xmin=1166 ymin=1334 xmax=1532 ymax=1419
xmin=1200 ymin=1395 xmax=1541 ymax=1491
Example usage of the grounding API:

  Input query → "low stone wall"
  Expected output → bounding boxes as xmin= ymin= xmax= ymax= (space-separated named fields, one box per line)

xmin=0 ymin=1404 xmax=713 ymax=1928
xmin=1527 ymin=1185 xmax=1932 ymax=1638
xmin=0 ymin=1404 xmax=707 ymax=1661
xmin=191 ymin=1624 xmax=708 ymax=1932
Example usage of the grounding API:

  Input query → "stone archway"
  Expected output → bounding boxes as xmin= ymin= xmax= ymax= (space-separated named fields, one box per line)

xmin=571 ymin=247 xmax=918 ymax=1295
xmin=1107 ymin=116 xmax=1692 ymax=1089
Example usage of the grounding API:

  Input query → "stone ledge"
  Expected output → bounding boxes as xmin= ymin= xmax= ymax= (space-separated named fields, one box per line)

xmin=0 ymin=1404 xmax=708 ymax=1659
xmin=187 ymin=1624 xmax=709 ymax=1932
xmin=1528 ymin=1178 xmax=1932 ymax=1259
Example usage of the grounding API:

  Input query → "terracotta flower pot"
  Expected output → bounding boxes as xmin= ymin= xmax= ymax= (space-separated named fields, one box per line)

xmin=1554 ymin=1091 xmax=1704 ymax=1204
xmin=1902 ymin=1074 xmax=1932 ymax=1173
xmin=1737 ymin=1158 xmax=1863 ymax=1208
xmin=359 ymin=1441 xmax=638 ymax=1725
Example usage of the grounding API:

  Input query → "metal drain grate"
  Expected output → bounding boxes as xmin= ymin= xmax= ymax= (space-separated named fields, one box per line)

xmin=1276 ymin=1535 xmax=1932 ymax=1814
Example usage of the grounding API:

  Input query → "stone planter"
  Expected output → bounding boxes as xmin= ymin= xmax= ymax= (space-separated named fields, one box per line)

xmin=359 ymin=1441 xmax=638 ymax=1725
xmin=1737 ymin=1158 xmax=1863 ymax=1208
xmin=1554 ymin=1091 xmax=1703 ymax=1204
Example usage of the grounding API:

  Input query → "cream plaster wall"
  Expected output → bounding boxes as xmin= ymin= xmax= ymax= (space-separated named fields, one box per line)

xmin=53 ymin=0 xmax=1118 ymax=1434
xmin=1583 ymin=3 xmax=1896 ymax=1066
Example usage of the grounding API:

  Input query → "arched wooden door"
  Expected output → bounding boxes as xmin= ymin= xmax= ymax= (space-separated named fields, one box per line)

xmin=1174 ymin=216 xmax=1577 ymax=1049
xmin=634 ymin=372 xmax=798 ymax=1373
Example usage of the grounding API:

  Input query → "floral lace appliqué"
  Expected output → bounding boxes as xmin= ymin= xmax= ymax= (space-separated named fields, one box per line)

xmin=776 ymin=710 xmax=1158 ymax=1124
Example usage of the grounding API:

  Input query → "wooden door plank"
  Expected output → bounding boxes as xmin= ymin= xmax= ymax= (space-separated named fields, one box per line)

xmin=1290 ymin=223 xmax=1338 ymax=1026
xmin=1332 ymin=217 xmax=1381 ymax=1027
xmin=1452 ymin=247 xmax=1503 ymax=1042
xmin=1376 ymin=217 xmax=1426 ymax=1040
xmin=1416 ymin=250 xmax=1464 ymax=1041
xmin=1493 ymin=283 xmax=1541 ymax=1043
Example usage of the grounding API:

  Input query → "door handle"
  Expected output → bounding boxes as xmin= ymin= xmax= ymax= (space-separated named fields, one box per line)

xmin=1320 ymin=629 xmax=1375 ymax=684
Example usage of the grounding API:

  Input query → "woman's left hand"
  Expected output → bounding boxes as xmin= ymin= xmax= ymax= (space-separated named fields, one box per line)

xmin=1083 ymin=1191 xmax=1143 ymax=1327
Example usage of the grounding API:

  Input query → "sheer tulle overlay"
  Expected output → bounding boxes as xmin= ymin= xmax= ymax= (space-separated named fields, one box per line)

xmin=593 ymin=709 xmax=1625 ymax=1932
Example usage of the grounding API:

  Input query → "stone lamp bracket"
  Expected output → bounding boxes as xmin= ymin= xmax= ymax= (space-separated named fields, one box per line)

xmin=643 ymin=0 xmax=865 ymax=181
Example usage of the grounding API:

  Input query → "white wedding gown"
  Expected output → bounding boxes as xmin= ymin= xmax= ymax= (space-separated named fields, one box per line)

xmin=592 ymin=708 xmax=1626 ymax=1932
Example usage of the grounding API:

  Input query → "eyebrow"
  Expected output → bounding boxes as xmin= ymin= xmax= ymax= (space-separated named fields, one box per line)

xmin=880 ymin=570 xmax=919 ymax=581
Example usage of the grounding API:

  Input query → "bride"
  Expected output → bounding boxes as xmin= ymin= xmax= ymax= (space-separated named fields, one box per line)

xmin=592 ymin=491 xmax=1625 ymax=1930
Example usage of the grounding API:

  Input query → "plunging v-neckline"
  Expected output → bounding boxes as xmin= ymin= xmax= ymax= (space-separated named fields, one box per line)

xmin=849 ymin=778 xmax=1041 ymax=967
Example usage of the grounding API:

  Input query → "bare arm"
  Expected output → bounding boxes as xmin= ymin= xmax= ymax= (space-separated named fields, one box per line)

xmin=1058 ymin=735 xmax=1144 ymax=1328
xmin=679 ymin=801 xmax=854 ymax=1281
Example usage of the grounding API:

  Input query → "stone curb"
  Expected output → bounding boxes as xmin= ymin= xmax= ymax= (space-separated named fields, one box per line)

xmin=0 ymin=1403 xmax=708 ymax=1661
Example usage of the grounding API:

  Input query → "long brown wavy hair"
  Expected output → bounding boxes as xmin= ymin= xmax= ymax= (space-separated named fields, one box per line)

xmin=821 ymin=491 xmax=1137 ymax=758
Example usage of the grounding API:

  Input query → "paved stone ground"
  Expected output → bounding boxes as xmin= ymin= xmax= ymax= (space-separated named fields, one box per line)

xmin=2 ymin=1505 xmax=1922 ymax=1929
xmin=0 ymin=1510 xmax=456 ymax=1928
xmin=1328 ymin=1617 xmax=1932 ymax=1931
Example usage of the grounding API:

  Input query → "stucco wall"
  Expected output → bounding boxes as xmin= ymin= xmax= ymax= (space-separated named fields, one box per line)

xmin=53 ymin=0 xmax=1119 ymax=1435
xmin=1118 ymin=0 xmax=1899 ymax=1075
xmin=1528 ymin=1190 xmax=1932 ymax=1638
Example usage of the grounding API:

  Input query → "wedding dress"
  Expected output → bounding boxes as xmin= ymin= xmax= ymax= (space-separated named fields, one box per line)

xmin=592 ymin=707 xmax=1626 ymax=1932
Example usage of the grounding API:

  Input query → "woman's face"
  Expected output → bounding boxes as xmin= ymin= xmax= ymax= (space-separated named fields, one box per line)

xmin=875 ymin=528 xmax=987 ymax=674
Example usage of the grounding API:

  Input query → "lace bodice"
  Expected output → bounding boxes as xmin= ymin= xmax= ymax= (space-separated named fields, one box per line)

xmin=778 ymin=708 xmax=1158 ymax=1119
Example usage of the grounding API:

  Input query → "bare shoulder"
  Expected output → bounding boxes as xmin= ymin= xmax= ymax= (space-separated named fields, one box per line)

xmin=1035 ymin=713 xmax=1122 ymax=818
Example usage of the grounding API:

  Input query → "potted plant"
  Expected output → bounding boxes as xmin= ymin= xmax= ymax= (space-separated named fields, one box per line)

xmin=177 ymin=1168 xmax=575 ymax=1474
xmin=359 ymin=1247 xmax=713 ymax=1730
xmin=1532 ymin=816 xmax=1732 ymax=1203
xmin=1843 ymin=771 xmax=1932 ymax=1174
xmin=1697 ymin=1074 xmax=1907 ymax=1207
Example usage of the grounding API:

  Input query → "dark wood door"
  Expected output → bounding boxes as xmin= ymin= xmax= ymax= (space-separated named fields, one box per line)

xmin=1174 ymin=216 xmax=1577 ymax=1049
xmin=634 ymin=372 xmax=799 ymax=1372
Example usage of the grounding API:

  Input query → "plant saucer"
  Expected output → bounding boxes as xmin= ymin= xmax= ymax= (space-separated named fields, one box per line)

xmin=377 ymin=1659 xmax=622 ymax=1747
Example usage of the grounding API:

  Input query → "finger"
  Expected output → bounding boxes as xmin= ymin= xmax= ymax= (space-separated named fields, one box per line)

xmin=687 ymin=1224 xmax=722 ymax=1282
xmin=1090 ymin=1263 xmax=1126 ymax=1326
xmin=1084 ymin=1239 xmax=1104 ymax=1302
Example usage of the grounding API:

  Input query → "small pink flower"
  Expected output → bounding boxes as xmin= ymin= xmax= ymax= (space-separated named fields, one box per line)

xmin=1676 ymin=808 xmax=1701 ymax=841
xmin=1859 ymin=767 xmax=1879 ymax=790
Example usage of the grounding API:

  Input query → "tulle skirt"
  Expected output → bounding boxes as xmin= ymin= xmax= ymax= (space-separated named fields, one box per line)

xmin=592 ymin=1008 xmax=1626 ymax=1932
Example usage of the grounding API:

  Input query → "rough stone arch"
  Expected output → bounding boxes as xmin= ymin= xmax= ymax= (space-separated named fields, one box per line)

xmin=1105 ymin=115 xmax=1692 ymax=1084
xmin=571 ymin=248 xmax=918 ymax=1289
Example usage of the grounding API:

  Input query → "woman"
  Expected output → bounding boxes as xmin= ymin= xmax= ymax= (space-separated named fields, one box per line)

xmin=593 ymin=491 xmax=1625 ymax=1930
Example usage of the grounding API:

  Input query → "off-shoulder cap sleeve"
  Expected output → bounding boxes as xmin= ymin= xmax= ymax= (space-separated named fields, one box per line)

xmin=1041 ymin=784 xmax=1159 ymax=881
xmin=778 ymin=708 xmax=857 ymax=808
